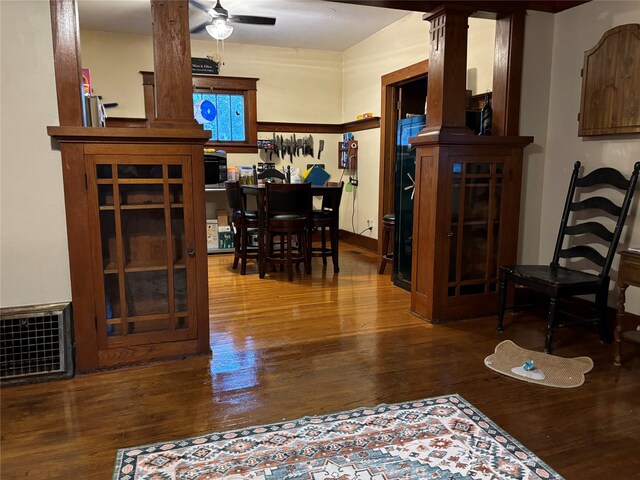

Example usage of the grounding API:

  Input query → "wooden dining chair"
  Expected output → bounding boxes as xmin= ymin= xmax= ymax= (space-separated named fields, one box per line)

xmin=312 ymin=181 xmax=343 ymax=273
xmin=224 ymin=180 xmax=259 ymax=275
xmin=264 ymin=182 xmax=312 ymax=281
xmin=497 ymin=161 xmax=640 ymax=353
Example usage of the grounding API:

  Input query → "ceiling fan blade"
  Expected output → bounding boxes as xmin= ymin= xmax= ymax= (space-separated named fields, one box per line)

xmin=228 ymin=15 xmax=276 ymax=26
xmin=189 ymin=0 xmax=212 ymax=14
xmin=190 ymin=20 xmax=211 ymax=34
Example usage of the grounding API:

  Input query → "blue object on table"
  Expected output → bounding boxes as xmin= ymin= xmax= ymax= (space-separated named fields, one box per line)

xmin=305 ymin=165 xmax=330 ymax=186
xmin=522 ymin=360 xmax=535 ymax=371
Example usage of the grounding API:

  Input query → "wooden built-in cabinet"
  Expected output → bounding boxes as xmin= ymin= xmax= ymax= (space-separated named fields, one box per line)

xmin=410 ymin=133 xmax=532 ymax=321
xmin=47 ymin=128 xmax=211 ymax=372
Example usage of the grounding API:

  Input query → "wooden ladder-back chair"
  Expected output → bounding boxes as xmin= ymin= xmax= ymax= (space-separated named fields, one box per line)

xmin=497 ymin=161 xmax=640 ymax=353
xmin=225 ymin=180 xmax=258 ymax=275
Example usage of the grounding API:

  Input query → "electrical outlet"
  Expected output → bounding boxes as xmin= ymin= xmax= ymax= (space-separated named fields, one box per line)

xmin=366 ymin=219 xmax=373 ymax=228
xmin=349 ymin=176 xmax=358 ymax=187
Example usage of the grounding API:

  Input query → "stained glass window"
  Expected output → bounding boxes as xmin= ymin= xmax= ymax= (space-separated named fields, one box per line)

xmin=193 ymin=93 xmax=246 ymax=142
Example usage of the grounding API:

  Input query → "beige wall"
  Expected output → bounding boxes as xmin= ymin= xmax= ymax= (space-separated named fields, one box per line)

xmin=0 ymin=0 xmax=71 ymax=307
xmin=518 ymin=11 xmax=555 ymax=265
xmin=539 ymin=0 xmax=640 ymax=313
xmin=340 ymin=14 xmax=495 ymax=238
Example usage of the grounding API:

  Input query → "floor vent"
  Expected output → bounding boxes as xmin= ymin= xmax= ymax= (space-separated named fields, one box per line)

xmin=0 ymin=303 xmax=74 ymax=386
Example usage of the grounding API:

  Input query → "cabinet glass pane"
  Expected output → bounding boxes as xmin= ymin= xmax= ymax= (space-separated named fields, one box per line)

xmin=96 ymin=164 xmax=112 ymax=179
xmin=121 ymin=209 xmax=167 ymax=269
xmin=171 ymin=203 xmax=186 ymax=265
xmin=104 ymin=274 xmax=121 ymax=321
xmin=98 ymin=185 xmax=113 ymax=207
xmin=124 ymin=271 xmax=169 ymax=317
xmin=169 ymin=184 xmax=184 ymax=205
xmin=118 ymin=164 xmax=163 ymax=179
xmin=461 ymin=224 xmax=487 ymax=280
xmin=119 ymin=184 xmax=164 ymax=207
xmin=174 ymin=269 xmax=188 ymax=330
xmin=448 ymin=180 xmax=460 ymax=283
xmin=168 ymin=165 xmax=182 ymax=179
xmin=100 ymin=211 xmax=117 ymax=270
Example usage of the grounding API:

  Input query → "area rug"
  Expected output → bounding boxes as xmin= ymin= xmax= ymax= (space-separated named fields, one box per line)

xmin=485 ymin=340 xmax=593 ymax=388
xmin=113 ymin=394 xmax=563 ymax=480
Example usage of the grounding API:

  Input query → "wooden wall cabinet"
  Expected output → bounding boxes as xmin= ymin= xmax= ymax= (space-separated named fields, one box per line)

xmin=579 ymin=24 xmax=640 ymax=137
xmin=47 ymin=128 xmax=211 ymax=372
xmin=410 ymin=133 xmax=532 ymax=321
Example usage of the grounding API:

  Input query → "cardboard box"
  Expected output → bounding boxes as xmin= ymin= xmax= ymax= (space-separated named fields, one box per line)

xmin=216 ymin=209 xmax=229 ymax=227
xmin=218 ymin=225 xmax=233 ymax=249
xmin=206 ymin=220 xmax=218 ymax=251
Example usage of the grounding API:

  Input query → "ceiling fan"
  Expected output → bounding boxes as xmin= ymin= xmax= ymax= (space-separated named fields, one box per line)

xmin=190 ymin=0 xmax=276 ymax=40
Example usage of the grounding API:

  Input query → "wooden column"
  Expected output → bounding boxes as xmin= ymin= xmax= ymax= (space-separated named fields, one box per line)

xmin=422 ymin=5 xmax=473 ymax=133
xmin=50 ymin=0 xmax=84 ymax=126
xmin=492 ymin=11 xmax=526 ymax=136
xmin=150 ymin=0 xmax=198 ymax=128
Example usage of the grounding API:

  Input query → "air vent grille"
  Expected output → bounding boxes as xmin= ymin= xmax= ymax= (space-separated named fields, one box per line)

xmin=0 ymin=303 xmax=73 ymax=385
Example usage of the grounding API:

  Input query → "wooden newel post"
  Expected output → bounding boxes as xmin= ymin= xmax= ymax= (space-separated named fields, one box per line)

xmin=422 ymin=5 xmax=473 ymax=134
xmin=150 ymin=0 xmax=198 ymax=128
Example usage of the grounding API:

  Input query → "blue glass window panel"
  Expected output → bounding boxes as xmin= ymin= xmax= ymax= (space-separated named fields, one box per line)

xmin=216 ymin=94 xmax=231 ymax=141
xmin=192 ymin=93 xmax=246 ymax=142
xmin=230 ymin=95 xmax=245 ymax=141
xmin=193 ymin=93 xmax=217 ymax=140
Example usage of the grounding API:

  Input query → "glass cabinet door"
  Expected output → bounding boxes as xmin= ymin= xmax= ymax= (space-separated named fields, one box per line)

xmin=90 ymin=158 xmax=196 ymax=347
xmin=447 ymin=161 xmax=503 ymax=299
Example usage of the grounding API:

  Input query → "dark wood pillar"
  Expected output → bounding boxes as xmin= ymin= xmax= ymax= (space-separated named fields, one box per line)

xmin=50 ymin=0 xmax=84 ymax=126
xmin=149 ymin=0 xmax=198 ymax=128
xmin=492 ymin=12 xmax=526 ymax=136
xmin=423 ymin=5 xmax=473 ymax=133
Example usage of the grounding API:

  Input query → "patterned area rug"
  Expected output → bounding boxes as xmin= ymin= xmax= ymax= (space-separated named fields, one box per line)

xmin=113 ymin=394 xmax=563 ymax=480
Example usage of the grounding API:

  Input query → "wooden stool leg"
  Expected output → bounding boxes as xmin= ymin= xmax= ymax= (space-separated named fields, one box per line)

xmin=286 ymin=232 xmax=294 ymax=281
xmin=378 ymin=225 xmax=389 ymax=274
xmin=331 ymin=223 xmax=339 ymax=273
xmin=240 ymin=226 xmax=248 ymax=275
xmin=232 ymin=224 xmax=240 ymax=269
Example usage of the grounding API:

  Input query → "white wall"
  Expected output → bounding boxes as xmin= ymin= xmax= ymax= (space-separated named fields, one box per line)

xmin=539 ymin=0 xmax=640 ymax=313
xmin=0 ymin=0 xmax=71 ymax=307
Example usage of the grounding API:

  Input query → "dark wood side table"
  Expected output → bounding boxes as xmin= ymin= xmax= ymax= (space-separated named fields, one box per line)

xmin=614 ymin=250 xmax=640 ymax=366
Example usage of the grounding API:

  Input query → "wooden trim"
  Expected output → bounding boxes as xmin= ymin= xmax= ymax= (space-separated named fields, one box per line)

xmin=258 ymin=122 xmax=341 ymax=134
xmin=192 ymin=75 xmax=259 ymax=91
xmin=149 ymin=0 xmax=197 ymax=128
xmin=379 ymin=60 xmax=429 ymax=255
xmin=492 ymin=12 xmax=526 ymax=136
xmin=97 ymin=339 xmax=203 ymax=369
xmin=381 ymin=60 xmax=429 ymax=86
xmin=105 ymin=117 xmax=148 ymax=128
xmin=257 ymin=117 xmax=380 ymax=134
xmin=59 ymin=143 xmax=99 ymax=372
xmin=48 ymin=126 xmax=211 ymax=143
xmin=342 ymin=117 xmax=381 ymax=132
xmin=339 ymin=229 xmax=377 ymax=253
xmin=49 ymin=0 xmax=84 ymax=126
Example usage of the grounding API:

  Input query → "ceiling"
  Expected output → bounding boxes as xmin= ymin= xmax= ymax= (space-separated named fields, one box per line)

xmin=77 ymin=0 xmax=410 ymax=52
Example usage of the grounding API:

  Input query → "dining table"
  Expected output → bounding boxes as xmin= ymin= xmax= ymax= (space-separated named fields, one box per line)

xmin=242 ymin=183 xmax=343 ymax=278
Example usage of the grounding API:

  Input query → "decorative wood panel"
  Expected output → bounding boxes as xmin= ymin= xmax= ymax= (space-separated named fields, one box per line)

xmin=579 ymin=24 xmax=640 ymax=136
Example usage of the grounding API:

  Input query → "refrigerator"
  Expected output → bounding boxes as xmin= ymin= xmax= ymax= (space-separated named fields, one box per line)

xmin=393 ymin=115 xmax=426 ymax=291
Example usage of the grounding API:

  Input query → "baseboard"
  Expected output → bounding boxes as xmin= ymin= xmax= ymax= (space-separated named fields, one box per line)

xmin=339 ymin=229 xmax=377 ymax=252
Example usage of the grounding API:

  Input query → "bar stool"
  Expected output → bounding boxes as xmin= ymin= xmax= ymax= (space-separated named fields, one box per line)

xmin=225 ymin=181 xmax=258 ymax=275
xmin=312 ymin=181 xmax=343 ymax=273
xmin=378 ymin=214 xmax=395 ymax=274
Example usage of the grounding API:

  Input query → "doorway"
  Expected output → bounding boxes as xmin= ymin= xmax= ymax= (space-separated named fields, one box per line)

xmin=378 ymin=60 xmax=428 ymax=257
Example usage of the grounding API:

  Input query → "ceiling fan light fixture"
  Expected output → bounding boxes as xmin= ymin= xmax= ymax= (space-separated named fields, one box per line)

xmin=206 ymin=19 xmax=233 ymax=40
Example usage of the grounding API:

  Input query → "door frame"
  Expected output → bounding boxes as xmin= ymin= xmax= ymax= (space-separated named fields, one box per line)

xmin=378 ymin=60 xmax=429 ymax=254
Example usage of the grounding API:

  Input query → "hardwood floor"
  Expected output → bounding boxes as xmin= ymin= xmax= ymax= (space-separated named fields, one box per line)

xmin=2 ymin=247 xmax=639 ymax=479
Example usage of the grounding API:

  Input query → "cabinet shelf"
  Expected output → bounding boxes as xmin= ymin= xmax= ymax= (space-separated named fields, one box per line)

xmin=99 ymin=203 xmax=184 ymax=211
xmin=103 ymin=259 xmax=186 ymax=274
xmin=106 ymin=311 xmax=188 ymax=325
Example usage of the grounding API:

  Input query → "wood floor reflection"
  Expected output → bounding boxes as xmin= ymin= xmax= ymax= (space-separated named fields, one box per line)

xmin=2 ymin=247 xmax=639 ymax=479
